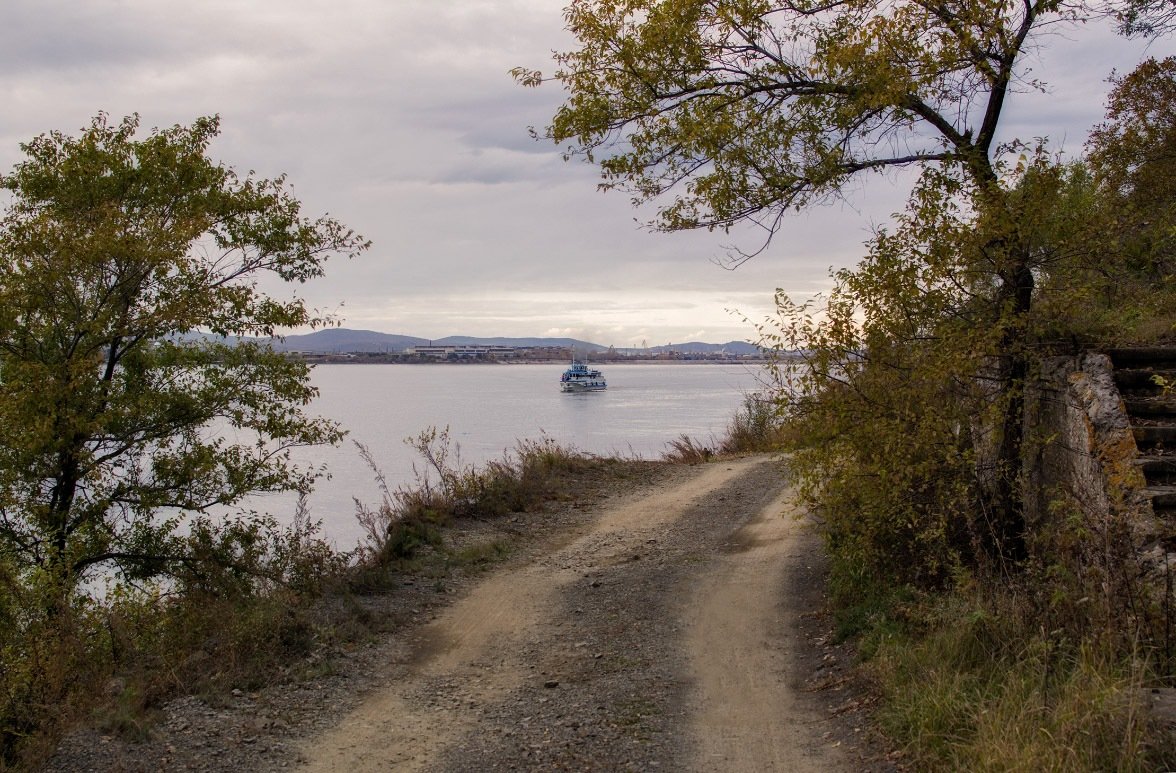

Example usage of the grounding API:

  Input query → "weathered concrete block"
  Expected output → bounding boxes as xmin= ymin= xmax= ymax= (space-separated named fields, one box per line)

xmin=1027 ymin=352 xmax=1167 ymax=601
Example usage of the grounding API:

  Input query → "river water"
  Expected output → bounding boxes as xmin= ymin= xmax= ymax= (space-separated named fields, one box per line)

xmin=269 ymin=362 xmax=768 ymax=548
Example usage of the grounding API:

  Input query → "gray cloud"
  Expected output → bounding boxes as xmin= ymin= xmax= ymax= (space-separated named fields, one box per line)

xmin=0 ymin=1 xmax=1168 ymax=345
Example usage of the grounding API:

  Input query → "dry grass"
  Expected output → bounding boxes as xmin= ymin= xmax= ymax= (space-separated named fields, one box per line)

xmin=663 ymin=434 xmax=714 ymax=463
xmin=662 ymin=391 xmax=786 ymax=463
xmin=868 ymin=586 xmax=1176 ymax=771
xmin=352 ymin=428 xmax=628 ymax=570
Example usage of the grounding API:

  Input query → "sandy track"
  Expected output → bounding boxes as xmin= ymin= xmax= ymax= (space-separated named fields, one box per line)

xmin=686 ymin=487 xmax=844 ymax=771
xmin=299 ymin=459 xmax=763 ymax=772
xmin=290 ymin=456 xmax=870 ymax=772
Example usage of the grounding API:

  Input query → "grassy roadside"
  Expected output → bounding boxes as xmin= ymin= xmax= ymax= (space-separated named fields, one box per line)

xmin=839 ymin=580 xmax=1175 ymax=771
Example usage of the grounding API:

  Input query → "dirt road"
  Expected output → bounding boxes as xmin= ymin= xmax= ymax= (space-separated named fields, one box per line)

xmin=298 ymin=456 xmax=863 ymax=772
xmin=46 ymin=456 xmax=881 ymax=772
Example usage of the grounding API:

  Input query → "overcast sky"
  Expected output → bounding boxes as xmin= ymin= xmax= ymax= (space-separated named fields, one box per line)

xmin=0 ymin=2 xmax=1169 ymax=347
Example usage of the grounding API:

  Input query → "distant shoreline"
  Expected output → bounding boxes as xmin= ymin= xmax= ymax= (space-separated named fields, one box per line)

xmin=295 ymin=355 xmax=782 ymax=365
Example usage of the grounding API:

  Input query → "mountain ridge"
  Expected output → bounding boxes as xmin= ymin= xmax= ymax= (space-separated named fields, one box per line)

xmin=262 ymin=328 xmax=760 ymax=355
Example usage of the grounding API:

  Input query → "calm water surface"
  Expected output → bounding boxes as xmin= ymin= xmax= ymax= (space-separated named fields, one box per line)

xmin=277 ymin=362 xmax=767 ymax=547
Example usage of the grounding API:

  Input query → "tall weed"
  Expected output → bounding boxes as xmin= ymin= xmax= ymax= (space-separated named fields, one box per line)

xmin=662 ymin=391 xmax=786 ymax=462
xmin=663 ymin=434 xmax=714 ymax=463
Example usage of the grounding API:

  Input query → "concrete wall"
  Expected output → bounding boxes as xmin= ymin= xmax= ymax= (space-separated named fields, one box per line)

xmin=1025 ymin=353 xmax=1163 ymax=594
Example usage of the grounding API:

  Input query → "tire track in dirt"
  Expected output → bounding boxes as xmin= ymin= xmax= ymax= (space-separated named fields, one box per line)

xmin=297 ymin=459 xmax=762 ymax=772
xmin=685 ymin=487 xmax=848 ymax=771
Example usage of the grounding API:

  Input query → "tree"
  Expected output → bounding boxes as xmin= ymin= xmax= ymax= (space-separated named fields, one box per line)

xmin=516 ymin=0 xmax=1068 ymax=240
xmin=0 ymin=114 xmax=369 ymax=595
xmin=759 ymin=53 xmax=1176 ymax=593
xmin=1087 ymin=56 xmax=1176 ymax=282
xmin=766 ymin=161 xmax=1060 ymax=588
xmin=1108 ymin=0 xmax=1176 ymax=36
xmin=517 ymin=0 xmax=1086 ymax=561
xmin=1018 ymin=57 xmax=1176 ymax=343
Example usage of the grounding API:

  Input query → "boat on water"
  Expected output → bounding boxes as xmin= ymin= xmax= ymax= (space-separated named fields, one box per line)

xmin=560 ymin=360 xmax=607 ymax=392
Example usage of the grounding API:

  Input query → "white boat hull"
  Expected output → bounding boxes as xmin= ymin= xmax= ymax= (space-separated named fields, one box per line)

xmin=561 ymin=380 xmax=607 ymax=392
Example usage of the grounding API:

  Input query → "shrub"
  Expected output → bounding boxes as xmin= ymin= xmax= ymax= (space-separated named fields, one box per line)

xmin=0 ymin=595 xmax=110 ymax=767
xmin=719 ymin=391 xmax=786 ymax=453
xmin=0 ymin=507 xmax=346 ymax=767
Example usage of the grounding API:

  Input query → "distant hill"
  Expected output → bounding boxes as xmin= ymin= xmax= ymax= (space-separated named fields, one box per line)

xmin=183 ymin=328 xmax=761 ymax=355
xmin=267 ymin=329 xmax=429 ymax=353
xmin=265 ymin=330 xmax=607 ymax=353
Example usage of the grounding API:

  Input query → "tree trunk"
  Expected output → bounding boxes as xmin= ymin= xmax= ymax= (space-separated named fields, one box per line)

xmin=46 ymin=446 xmax=81 ymax=579
xmin=982 ymin=256 xmax=1035 ymax=569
